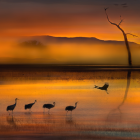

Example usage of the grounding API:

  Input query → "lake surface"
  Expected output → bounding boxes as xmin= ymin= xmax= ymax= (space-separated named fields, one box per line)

xmin=1 ymin=65 xmax=140 ymax=139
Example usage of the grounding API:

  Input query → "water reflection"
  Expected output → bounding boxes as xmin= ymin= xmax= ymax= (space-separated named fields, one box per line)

xmin=43 ymin=113 xmax=56 ymax=124
xmin=1 ymin=69 xmax=140 ymax=137
xmin=6 ymin=115 xmax=23 ymax=131
xmin=107 ymin=70 xmax=131 ymax=122
xmin=25 ymin=112 xmax=32 ymax=115
xmin=65 ymin=115 xmax=74 ymax=125
xmin=24 ymin=111 xmax=33 ymax=124
xmin=118 ymin=70 xmax=131 ymax=108
xmin=65 ymin=115 xmax=78 ymax=131
xmin=6 ymin=116 xmax=17 ymax=128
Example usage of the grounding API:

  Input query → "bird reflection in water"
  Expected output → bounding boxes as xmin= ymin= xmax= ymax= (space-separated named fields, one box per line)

xmin=24 ymin=111 xmax=37 ymax=126
xmin=7 ymin=116 xmax=17 ymax=128
xmin=65 ymin=115 xmax=78 ymax=130
xmin=43 ymin=113 xmax=56 ymax=124
xmin=107 ymin=70 xmax=131 ymax=122
xmin=24 ymin=111 xmax=33 ymax=116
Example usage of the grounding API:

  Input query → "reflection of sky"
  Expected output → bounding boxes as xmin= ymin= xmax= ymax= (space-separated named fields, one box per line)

xmin=0 ymin=71 xmax=140 ymax=114
xmin=1 ymin=70 xmax=140 ymax=138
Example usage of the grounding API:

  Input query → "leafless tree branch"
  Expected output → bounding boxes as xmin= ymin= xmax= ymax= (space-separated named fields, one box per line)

xmin=118 ymin=19 xmax=124 ymax=26
xmin=126 ymin=33 xmax=138 ymax=37
xmin=104 ymin=8 xmax=118 ymax=26
xmin=104 ymin=8 xmax=132 ymax=66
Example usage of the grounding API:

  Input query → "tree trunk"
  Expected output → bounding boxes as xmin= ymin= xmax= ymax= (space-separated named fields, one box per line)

xmin=105 ymin=9 xmax=132 ymax=66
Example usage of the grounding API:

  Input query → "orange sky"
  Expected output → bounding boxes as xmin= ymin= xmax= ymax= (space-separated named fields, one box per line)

xmin=0 ymin=0 xmax=140 ymax=65
xmin=0 ymin=1 xmax=139 ymax=43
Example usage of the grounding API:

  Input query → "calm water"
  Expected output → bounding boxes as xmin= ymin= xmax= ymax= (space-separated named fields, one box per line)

xmin=1 ymin=67 xmax=140 ymax=139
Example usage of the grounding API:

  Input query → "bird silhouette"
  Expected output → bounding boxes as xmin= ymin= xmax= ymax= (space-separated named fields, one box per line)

xmin=94 ymin=83 xmax=109 ymax=94
xmin=104 ymin=7 xmax=109 ymax=11
xmin=121 ymin=3 xmax=127 ymax=8
xmin=25 ymin=100 xmax=37 ymax=112
xmin=65 ymin=102 xmax=78 ymax=115
xmin=7 ymin=98 xmax=19 ymax=115
xmin=122 ymin=3 xmax=127 ymax=5
xmin=114 ymin=3 xmax=127 ymax=7
xmin=43 ymin=102 xmax=55 ymax=114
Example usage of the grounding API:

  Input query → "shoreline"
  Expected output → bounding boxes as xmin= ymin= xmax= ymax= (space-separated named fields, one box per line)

xmin=0 ymin=64 xmax=140 ymax=72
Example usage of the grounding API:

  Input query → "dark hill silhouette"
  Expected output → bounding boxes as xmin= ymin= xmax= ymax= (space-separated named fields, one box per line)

xmin=27 ymin=35 xmax=140 ymax=47
xmin=6 ymin=36 xmax=139 ymax=65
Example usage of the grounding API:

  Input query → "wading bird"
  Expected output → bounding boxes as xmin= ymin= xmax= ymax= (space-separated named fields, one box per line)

xmin=25 ymin=100 xmax=37 ymax=112
xmin=65 ymin=102 xmax=78 ymax=115
xmin=43 ymin=102 xmax=55 ymax=114
xmin=7 ymin=98 xmax=19 ymax=115
xmin=94 ymin=83 xmax=109 ymax=94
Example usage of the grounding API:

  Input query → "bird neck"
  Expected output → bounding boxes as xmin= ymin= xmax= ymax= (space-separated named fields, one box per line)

xmin=53 ymin=103 xmax=55 ymax=107
xmin=75 ymin=103 xmax=77 ymax=108
xmin=15 ymin=100 xmax=17 ymax=104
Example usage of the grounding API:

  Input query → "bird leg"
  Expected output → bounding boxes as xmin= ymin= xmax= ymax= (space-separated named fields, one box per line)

xmin=66 ymin=111 xmax=68 ymax=116
xmin=106 ymin=90 xmax=109 ymax=94
xmin=48 ymin=109 xmax=50 ymax=114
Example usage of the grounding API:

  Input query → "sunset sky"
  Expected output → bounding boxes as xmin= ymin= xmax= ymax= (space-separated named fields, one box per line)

xmin=0 ymin=0 xmax=140 ymax=65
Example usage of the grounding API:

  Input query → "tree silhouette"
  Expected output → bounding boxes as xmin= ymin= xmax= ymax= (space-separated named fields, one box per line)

xmin=104 ymin=8 xmax=138 ymax=66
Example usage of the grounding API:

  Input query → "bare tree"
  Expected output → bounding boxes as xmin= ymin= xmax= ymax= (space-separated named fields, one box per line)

xmin=104 ymin=8 xmax=138 ymax=66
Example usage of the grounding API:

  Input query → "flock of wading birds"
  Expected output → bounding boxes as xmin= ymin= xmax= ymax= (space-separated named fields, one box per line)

xmin=6 ymin=83 xmax=109 ymax=115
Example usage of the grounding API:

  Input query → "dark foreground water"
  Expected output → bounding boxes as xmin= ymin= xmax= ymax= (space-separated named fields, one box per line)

xmin=1 ymin=65 xmax=140 ymax=139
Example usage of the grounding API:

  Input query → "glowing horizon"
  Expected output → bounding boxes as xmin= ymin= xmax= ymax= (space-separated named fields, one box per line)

xmin=0 ymin=1 xmax=140 ymax=43
xmin=0 ymin=0 xmax=140 ymax=65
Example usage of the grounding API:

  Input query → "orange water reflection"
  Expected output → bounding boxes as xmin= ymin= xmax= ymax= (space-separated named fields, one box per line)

xmin=1 ymin=70 xmax=140 ymax=138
